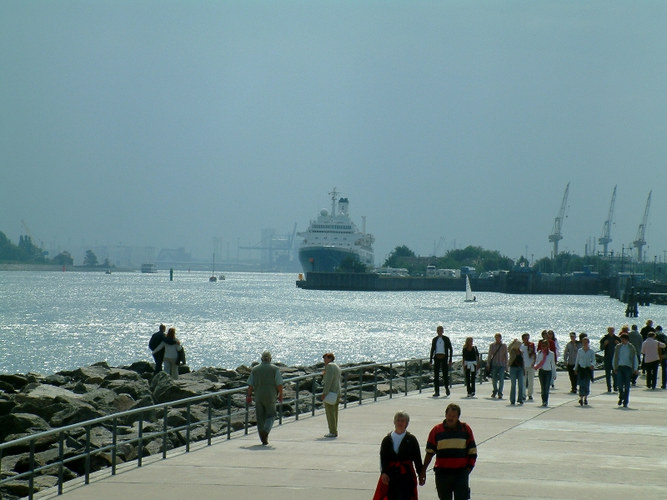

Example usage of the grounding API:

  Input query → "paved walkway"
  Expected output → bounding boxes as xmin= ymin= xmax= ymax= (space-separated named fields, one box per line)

xmin=36 ymin=378 xmax=667 ymax=500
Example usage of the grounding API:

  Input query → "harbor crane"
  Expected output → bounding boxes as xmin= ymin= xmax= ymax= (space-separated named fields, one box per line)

xmin=548 ymin=182 xmax=570 ymax=258
xmin=598 ymin=185 xmax=617 ymax=256
xmin=632 ymin=190 xmax=652 ymax=262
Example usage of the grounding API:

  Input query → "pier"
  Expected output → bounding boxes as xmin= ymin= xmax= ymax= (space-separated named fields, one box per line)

xmin=35 ymin=378 xmax=667 ymax=500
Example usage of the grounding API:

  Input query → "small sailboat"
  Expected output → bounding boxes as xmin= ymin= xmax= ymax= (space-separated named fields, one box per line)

xmin=209 ymin=252 xmax=218 ymax=282
xmin=464 ymin=275 xmax=476 ymax=302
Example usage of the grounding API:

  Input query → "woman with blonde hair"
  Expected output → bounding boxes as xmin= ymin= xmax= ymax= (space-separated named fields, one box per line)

xmin=508 ymin=339 xmax=525 ymax=405
xmin=462 ymin=337 xmax=479 ymax=398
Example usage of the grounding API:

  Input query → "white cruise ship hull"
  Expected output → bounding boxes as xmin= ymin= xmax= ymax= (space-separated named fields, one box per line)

xmin=299 ymin=247 xmax=371 ymax=273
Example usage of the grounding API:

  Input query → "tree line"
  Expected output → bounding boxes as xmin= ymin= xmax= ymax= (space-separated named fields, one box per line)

xmin=337 ymin=243 xmax=665 ymax=282
xmin=0 ymin=231 xmax=108 ymax=268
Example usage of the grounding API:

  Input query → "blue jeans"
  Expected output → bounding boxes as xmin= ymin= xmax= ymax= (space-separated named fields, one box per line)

xmin=616 ymin=365 xmax=632 ymax=406
xmin=491 ymin=365 xmax=505 ymax=397
xmin=509 ymin=366 xmax=525 ymax=404
xmin=577 ymin=367 xmax=593 ymax=397
xmin=538 ymin=369 xmax=553 ymax=405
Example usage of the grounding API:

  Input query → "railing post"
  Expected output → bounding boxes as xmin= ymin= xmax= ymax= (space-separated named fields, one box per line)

xmin=358 ymin=366 xmax=363 ymax=404
xmin=138 ymin=419 xmax=143 ymax=467
xmin=343 ymin=372 xmax=348 ymax=409
xmin=244 ymin=395 xmax=250 ymax=435
xmin=295 ymin=379 xmax=300 ymax=421
xmin=58 ymin=431 xmax=64 ymax=495
xmin=162 ymin=407 xmax=168 ymax=459
xmin=374 ymin=366 xmax=378 ymax=402
xmin=227 ymin=394 xmax=232 ymax=440
xmin=28 ymin=439 xmax=35 ymax=500
xmin=186 ymin=403 xmax=191 ymax=452
xmin=207 ymin=398 xmax=213 ymax=446
xmin=404 ymin=360 xmax=408 ymax=396
xmin=84 ymin=426 xmax=91 ymax=484
xmin=389 ymin=362 xmax=394 ymax=398
xmin=112 ymin=418 xmax=118 ymax=475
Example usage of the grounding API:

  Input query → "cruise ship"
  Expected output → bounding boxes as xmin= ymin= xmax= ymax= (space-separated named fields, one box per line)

xmin=298 ymin=189 xmax=375 ymax=273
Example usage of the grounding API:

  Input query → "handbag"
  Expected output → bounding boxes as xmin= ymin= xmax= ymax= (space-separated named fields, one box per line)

xmin=323 ymin=392 xmax=338 ymax=404
xmin=485 ymin=345 xmax=501 ymax=377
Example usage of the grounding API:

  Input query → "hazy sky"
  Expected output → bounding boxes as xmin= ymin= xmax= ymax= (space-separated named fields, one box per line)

xmin=2 ymin=1 xmax=666 ymax=264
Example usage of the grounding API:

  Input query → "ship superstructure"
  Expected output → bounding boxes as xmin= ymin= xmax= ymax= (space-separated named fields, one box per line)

xmin=298 ymin=189 xmax=374 ymax=273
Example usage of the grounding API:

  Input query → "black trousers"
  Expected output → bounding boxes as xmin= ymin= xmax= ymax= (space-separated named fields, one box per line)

xmin=433 ymin=356 xmax=449 ymax=394
xmin=434 ymin=468 xmax=469 ymax=500
xmin=645 ymin=360 xmax=659 ymax=389
xmin=567 ymin=364 xmax=577 ymax=391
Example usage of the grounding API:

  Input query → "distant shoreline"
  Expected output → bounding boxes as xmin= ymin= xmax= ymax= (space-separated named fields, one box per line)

xmin=0 ymin=264 xmax=135 ymax=272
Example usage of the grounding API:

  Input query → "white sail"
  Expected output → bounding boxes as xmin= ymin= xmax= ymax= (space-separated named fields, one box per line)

xmin=465 ymin=275 xmax=474 ymax=302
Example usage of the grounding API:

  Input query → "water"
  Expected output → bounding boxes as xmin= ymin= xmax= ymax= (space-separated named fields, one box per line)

xmin=0 ymin=270 xmax=645 ymax=375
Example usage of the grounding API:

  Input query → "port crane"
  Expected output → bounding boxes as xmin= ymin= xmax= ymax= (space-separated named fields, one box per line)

xmin=548 ymin=182 xmax=569 ymax=258
xmin=632 ymin=190 xmax=652 ymax=262
xmin=598 ymin=185 xmax=617 ymax=257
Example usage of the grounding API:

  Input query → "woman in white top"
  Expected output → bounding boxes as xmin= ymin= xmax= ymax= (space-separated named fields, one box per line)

xmin=533 ymin=339 xmax=557 ymax=407
xmin=152 ymin=327 xmax=182 ymax=378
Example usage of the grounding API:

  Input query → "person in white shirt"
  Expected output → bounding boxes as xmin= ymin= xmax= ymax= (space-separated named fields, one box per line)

xmin=532 ymin=339 xmax=557 ymax=407
xmin=641 ymin=332 xmax=665 ymax=390
xmin=574 ymin=336 xmax=595 ymax=405
xmin=520 ymin=333 xmax=536 ymax=401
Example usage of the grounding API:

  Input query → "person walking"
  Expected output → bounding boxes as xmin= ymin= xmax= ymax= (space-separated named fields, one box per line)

xmin=246 ymin=351 xmax=284 ymax=445
xmin=533 ymin=339 xmax=557 ymax=407
xmin=655 ymin=326 xmax=667 ymax=389
xmin=148 ymin=324 xmax=167 ymax=374
xmin=373 ymin=411 xmax=423 ymax=500
xmin=613 ymin=333 xmax=638 ymax=407
xmin=507 ymin=339 xmax=525 ymax=405
xmin=641 ymin=332 xmax=665 ymax=390
xmin=420 ymin=403 xmax=477 ymax=500
xmin=461 ymin=337 xmax=479 ymax=398
xmin=321 ymin=352 xmax=341 ymax=438
xmin=639 ymin=320 xmax=655 ymax=375
xmin=574 ymin=336 xmax=595 ymax=406
xmin=151 ymin=327 xmax=182 ymax=379
xmin=628 ymin=324 xmax=643 ymax=386
xmin=520 ymin=333 xmax=536 ymax=401
xmin=600 ymin=327 xmax=620 ymax=392
xmin=430 ymin=326 xmax=453 ymax=397
xmin=486 ymin=333 xmax=508 ymax=399
xmin=563 ymin=332 xmax=581 ymax=394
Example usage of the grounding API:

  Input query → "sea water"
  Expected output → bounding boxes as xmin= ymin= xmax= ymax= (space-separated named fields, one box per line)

xmin=0 ymin=270 xmax=649 ymax=375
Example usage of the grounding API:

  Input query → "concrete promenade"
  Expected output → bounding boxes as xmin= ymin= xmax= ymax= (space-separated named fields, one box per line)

xmin=36 ymin=378 xmax=667 ymax=500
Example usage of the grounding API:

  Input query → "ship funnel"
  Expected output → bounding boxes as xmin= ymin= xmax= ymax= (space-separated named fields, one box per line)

xmin=338 ymin=198 xmax=349 ymax=216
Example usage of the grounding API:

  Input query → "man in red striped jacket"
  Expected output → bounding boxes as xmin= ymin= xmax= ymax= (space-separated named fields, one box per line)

xmin=419 ymin=403 xmax=477 ymax=500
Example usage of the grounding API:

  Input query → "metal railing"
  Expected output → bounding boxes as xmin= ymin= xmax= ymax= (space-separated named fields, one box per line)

xmin=0 ymin=357 xmax=439 ymax=500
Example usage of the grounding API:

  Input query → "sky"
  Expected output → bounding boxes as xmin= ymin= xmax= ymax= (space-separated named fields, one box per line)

xmin=2 ymin=1 xmax=666 ymax=266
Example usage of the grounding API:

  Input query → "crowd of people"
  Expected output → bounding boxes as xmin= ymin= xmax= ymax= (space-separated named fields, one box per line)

xmin=427 ymin=321 xmax=665 ymax=410
xmin=145 ymin=321 xmax=664 ymax=499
